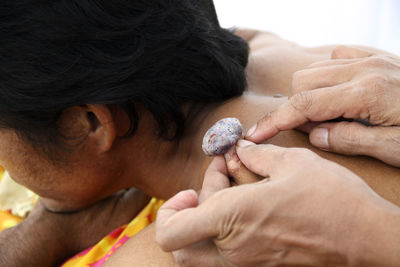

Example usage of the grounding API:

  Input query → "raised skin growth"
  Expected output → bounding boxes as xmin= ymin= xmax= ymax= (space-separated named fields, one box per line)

xmin=202 ymin=118 xmax=243 ymax=156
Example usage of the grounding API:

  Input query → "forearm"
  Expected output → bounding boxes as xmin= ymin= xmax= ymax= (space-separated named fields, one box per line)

xmin=0 ymin=216 xmax=67 ymax=266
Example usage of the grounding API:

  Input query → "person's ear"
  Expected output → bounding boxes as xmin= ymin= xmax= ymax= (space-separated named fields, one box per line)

xmin=86 ymin=104 xmax=117 ymax=152
xmin=58 ymin=104 xmax=116 ymax=152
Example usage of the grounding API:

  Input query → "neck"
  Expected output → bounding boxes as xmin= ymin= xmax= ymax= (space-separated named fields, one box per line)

xmin=123 ymin=93 xmax=287 ymax=199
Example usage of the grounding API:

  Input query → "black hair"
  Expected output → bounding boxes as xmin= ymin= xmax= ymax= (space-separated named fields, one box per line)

xmin=0 ymin=0 xmax=248 ymax=155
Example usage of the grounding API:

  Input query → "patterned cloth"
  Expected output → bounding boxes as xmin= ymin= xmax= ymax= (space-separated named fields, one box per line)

xmin=62 ymin=197 xmax=164 ymax=266
xmin=0 ymin=168 xmax=164 ymax=266
xmin=0 ymin=168 xmax=23 ymax=231
xmin=0 ymin=208 xmax=22 ymax=230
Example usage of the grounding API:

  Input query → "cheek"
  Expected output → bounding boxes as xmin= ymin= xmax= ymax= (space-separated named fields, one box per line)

xmin=3 ymin=153 xmax=58 ymax=198
xmin=0 ymin=144 xmax=36 ymax=188
xmin=5 ymin=156 xmax=101 ymax=210
xmin=7 ymin=157 xmax=113 ymax=210
xmin=0 ymin=133 xmax=63 ymax=198
xmin=0 ymin=131 xmax=118 ymax=209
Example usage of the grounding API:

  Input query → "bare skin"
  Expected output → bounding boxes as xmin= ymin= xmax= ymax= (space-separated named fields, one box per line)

xmin=0 ymin=189 xmax=150 ymax=266
xmin=156 ymin=145 xmax=400 ymax=266
xmin=1 ymin=28 xmax=399 ymax=266
xmin=247 ymin=45 xmax=400 ymax=167
xmin=103 ymin=30 xmax=400 ymax=266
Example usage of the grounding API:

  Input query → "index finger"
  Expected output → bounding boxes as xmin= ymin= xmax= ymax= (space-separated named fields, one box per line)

xmin=246 ymin=83 xmax=365 ymax=142
xmin=235 ymin=140 xmax=310 ymax=179
xmin=199 ymin=156 xmax=230 ymax=203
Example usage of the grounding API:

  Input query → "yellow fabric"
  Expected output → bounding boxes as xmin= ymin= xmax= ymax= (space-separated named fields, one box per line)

xmin=0 ymin=171 xmax=37 ymax=218
xmin=0 ymin=169 xmax=164 ymax=266
xmin=0 ymin=209 xmax=22 ymax=230
xmin=62 ymin=197 xmax=164 ymax=266
xmin=0 ymin=169 xmax=23 ymax=231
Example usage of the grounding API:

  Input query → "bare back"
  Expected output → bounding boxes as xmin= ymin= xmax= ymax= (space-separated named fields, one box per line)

xmin=105 ymin=31 xmax=400 ymax=266
xmin=221 ymin=31 xmax=400 ymax=206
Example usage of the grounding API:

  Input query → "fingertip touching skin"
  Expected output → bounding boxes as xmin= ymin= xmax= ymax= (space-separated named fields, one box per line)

xmin=199 ymin=156 xmax=231 ymax=203
xmin=246 ymin=45 xmax=400 ymax=170
xmin=245 ymin=96 xmax=310 ymax=143
xmin=157 ymin=142 xmax=400 ymax=266
xmin=202 ymin=118 xmax=262 ymax=184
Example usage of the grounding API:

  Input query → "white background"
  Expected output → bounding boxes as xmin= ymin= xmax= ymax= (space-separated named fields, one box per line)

xmin=214 ymin=0 xmax=400 ymax=55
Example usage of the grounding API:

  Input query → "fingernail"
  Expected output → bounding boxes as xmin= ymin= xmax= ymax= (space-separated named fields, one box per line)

xmin=310 ymin=128 xmax=329 ymax=150
xmin=246 ymin=124 xmax=257 ymax=137
xmin=237 ymin=139 xmax=254 ymax=148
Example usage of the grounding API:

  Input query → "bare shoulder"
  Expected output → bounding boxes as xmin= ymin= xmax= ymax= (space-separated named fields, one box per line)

xmin=217 ymin=94 xmax=400 ymax=207
xmin=241 ymin=29 xmax=331 ymax=96
xmin=241 ymin=30 xmax=396 ymax=97
xmin=264 ymin=129 xmax=400 ymax=207
xmin=104 ymin=223 xmax=178 ymax=267
xmin=235 ymin=28 xmax=290 ymax=51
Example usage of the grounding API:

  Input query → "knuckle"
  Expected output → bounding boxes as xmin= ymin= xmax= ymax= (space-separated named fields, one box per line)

xmin=155 ymin=230 xmax=168 ymax=249
xmin=289 ymin=91 xmax=313 ymax=113
xmin=331 ymin=45 xmax=347 ymax=58
xmin=259 ymin=114 xmax=270 ymax=124
xmin=257 ymin=112 xmax=273 ymax=127
xmin=359 ymin=74 xmax=390 ymax=111
xmin=373 ymin=129 xmax=400 ymax=166
xmin=282 ymin=147 xmax=314 ymax=162
xmin=369 ymin=74 xmax=390 ymax=89
xmin=333 ymin=122 xmax=362 ymax=150
xmin=365 ymin=75 xmax=389 ymax=96
xmin=385 ymin=128 xmax=400 ymax=146
xmin=226 ymin=162 xmax=241 ymax=177
xmin=363 ymin=57 xmax=389 ymax=68
xmin=291 ymin=70 xmax=308 ymax=93
xmin=173 ymin=251 xmax=190 ymax=266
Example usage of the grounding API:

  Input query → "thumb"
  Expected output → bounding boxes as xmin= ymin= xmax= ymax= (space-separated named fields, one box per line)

xmin=309 ymin=122 xmax=400 ymax=166
xmin=236 ymin=140 xmax=293 ymax=179
xmin=156 ymin=190 xmax=218 ymax=252
xmin=331 ymin=45 xmax=373 ymax=59
xmin=224 ymin=147 xmax=263 ymax=185
xmin=172 ymin=240 xmax=233 ymax=267
xmin=199 ymin=156 xmax=230 ymax=203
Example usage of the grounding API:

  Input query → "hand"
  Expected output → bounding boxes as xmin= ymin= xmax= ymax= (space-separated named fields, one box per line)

xmin=0 ymin=188 xmax=149 ymax=266
xmin=246 ymin=46 xmax=400 ymax=166
xmin=156 ymin=141 xmax=400 ymax=266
